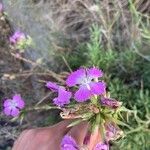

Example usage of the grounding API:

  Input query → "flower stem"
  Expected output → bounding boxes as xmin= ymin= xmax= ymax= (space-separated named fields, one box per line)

xmin=22 ymin=105 xmax=60 ymax=112
xmin=91 ymin=95 xmax=98 ymax=105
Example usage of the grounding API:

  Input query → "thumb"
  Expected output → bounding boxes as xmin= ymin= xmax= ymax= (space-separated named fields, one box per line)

xmin=87 ymin=126 xmax=102 ymax=150
xmin=67 ymin=121 xmax=89 ymax=146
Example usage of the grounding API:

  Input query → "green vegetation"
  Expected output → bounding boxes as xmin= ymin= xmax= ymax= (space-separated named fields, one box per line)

xmin=16 ymin=1 xmax=150 ymax=149
xmin=64 ymin=24 xmax=150 ymax=150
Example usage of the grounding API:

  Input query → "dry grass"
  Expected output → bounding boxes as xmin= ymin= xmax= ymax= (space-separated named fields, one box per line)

xmin=38 ymin=0 xmax=150 ymax=51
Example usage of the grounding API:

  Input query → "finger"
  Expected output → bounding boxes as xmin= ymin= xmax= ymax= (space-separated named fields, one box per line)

xmin=35 ymin=120 xmax=74 ymax=150
xmin=12 ymin=120 xmax=72 ymax=150
xmin=87 ymin=126 xmax=102 ymax=150
xmin=50 ymin=119 xmax=73 ymax=135
xmin=67 ymin=121 xmax=89 ymax=145
xmin=12 ymin=129 xmax=34 ymax=150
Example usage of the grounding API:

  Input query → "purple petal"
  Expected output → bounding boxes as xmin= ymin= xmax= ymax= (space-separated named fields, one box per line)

xmin=94 ymin=143 xmax=109 ymax=150
xmin=3 ymin=99 xmax=12 ymax=107
xmin=9 ymin=31 xmax=25 ymax=44
xmin=3 ymin=107 xmax=11 ymax=116
xmin=9 ymin=37 xmax=16 ymax=44
xmin=11 ymin=108 xmax=20 ymax=117
xmin=61 ymin=144 xmax=78 ymax=150
xmin=13 ymin=94 xmax=25 ymax=109
xmin=53 ymin=87 xmax=72 ymax=106
xmin=90 ymin=82 xmax=106 ymax=95
xmin=74 ymin=85 xmax=92 ymax=102
xmin=87 ymin=67 xmax=103 ymax=79
xmin=101 ymin=98 xmax=122 ymax=109
xmin=45 ymin=81 xmax=59 ymax=91
xmin=13 ymin=31 xmax=25 ymax=39
xmin=13 ymin=94 xmax=22 ymax=101
xmin=66 ymin=68 xmax=86 ymax=87
xmin=61 ymin=135 xmax=77 ymax=147
xmin=53 ymin=98 xmax=60 ymax=106
xmin=61 ymin=135 xmax=78 ymax=150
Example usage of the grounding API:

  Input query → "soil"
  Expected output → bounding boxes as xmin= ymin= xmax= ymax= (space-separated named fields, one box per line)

xmin=0 ymin=10 xmax=62 ymax=149
xmin=0 ymin=11 xmax=27 ymax=150
xmin=0 ymin=11 xmax=49 ymax=150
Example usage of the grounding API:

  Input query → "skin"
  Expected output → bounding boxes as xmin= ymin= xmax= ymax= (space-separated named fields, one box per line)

xmin=12 ymin=120 xmax=102 ymax=150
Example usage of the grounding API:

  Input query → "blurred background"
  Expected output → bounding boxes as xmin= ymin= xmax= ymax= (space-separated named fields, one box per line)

xmin=0 ymin=0 xmax=150 ymax=149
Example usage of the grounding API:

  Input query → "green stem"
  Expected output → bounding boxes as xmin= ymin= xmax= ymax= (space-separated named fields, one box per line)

xmin=95 ymin=113 xmax=101 ymax=125
xmin=95 ymin=113 xmax=106 ymax=141
xmin=22 ymin=105 xmax=60 ymax=112
xmin=91 ymin=95 xmax=98 ymax=105
xmin=99 ymin=121 xmax=105 ymax=141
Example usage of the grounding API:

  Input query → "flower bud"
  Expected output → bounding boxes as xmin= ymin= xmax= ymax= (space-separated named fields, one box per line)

xmin=101 ymin=97 xmax=122 ymax=109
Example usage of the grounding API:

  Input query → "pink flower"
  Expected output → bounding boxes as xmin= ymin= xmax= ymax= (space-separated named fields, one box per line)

xmin=45 ymin=81 xmax=72 ymax=107
xmin=66 ymin=67 xmax=106 ymax=102
xmin=45 ymin=81 xmax=59 ymax=91
xmin=61 ymin=135 xmax=78 ymax=150
xmin=94 ymin=142 xmax=109 ymax=150
xmin=9 ymin=31 xmax=26 ymax=44
xmin=101 ymin=97 xmax=122 ymax=109
xmin=3 ymin=94 xmax=25 ymax=117
xmin=53 ymin=87 xmax=72 ymax=107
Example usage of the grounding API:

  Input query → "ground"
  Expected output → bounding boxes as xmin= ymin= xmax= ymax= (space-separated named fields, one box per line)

xmin=0 ymin=12 xmax=58 ymax=150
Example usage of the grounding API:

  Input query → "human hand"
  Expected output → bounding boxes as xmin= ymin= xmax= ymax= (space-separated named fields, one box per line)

xmin=12 ymin=120 xmax=102 ymax=150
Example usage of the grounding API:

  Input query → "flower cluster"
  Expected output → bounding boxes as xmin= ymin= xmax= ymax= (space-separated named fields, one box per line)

xmin=45 ymin=67 xmax=124 ymax=149
xmin=2 ymin=67 xmax=125 ymax=149
xmin=9 ymin=31 xmax=32 ymax=50
xmin=66 ymin=68 xmax=105 ymax=102
xmin=46 ymin=67 xmax=106 ymax=106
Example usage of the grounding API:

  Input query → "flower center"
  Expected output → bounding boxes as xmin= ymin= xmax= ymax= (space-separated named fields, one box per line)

xmin=80 ymin=77 xmax=91 ymax=89
xmin=10 ymin=101 xmax=17 ymax=108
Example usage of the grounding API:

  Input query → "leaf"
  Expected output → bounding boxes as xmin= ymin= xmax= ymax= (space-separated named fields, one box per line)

xmin=116 ymin=120 xmax=133 ymax=130
xmin=19 ymin=113 xmax=25 ymax=125
xmin=81 ymin=112 xmax=94 ymax=119
xmin=10 ymin=116 xmax=19 ymax=122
